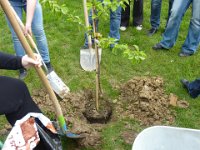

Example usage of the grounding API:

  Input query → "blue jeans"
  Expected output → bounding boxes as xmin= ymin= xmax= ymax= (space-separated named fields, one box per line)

xmin=187 ymin=78 xmax=200 ymax=98
xmin=84 ymin=3 xmax=121 ymax=47
xmin=160 ymin=0 xmax=200 ymax=54
xmin=150 ymin=0 xmax=174 ymax=29
xmin=7 ymin=0 xmax=50 ymax=63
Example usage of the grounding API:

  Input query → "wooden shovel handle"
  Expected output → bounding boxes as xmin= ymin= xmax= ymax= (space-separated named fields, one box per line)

xmin=0 ymin=0 xmax=63 ymax=120
xmin=83 ymin=0 xmax=92 ymax=49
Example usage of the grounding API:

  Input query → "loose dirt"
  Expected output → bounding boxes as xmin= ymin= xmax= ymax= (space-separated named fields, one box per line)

xmin=115 ymin=77 xmax=178 ymax=126
xmin=1 ymin=76 xmax=189 ymax=148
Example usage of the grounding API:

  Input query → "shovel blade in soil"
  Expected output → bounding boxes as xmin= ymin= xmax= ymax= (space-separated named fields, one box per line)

xmin=65 ymin=132 xmax=85 ymax=139
xmin=80 ymin=48 xmax=102 ymax=71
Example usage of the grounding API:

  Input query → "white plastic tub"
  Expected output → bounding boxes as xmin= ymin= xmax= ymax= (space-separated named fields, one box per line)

xmin=132 ymin=126 xmax=200 ymax=150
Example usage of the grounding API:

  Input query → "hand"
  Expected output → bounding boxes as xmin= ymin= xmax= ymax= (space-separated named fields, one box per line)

xmin=21 ymin=54 xmax=42 ymax=69
xmin=24 ymin=23 xmax=32 ymax=36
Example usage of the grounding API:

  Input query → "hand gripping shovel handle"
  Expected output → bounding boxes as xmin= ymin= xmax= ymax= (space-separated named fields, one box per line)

xmin=10 ymin=5 xmax=70 ymax=99
xmin=9 ymin=4 xmax=49 ymax=72
xmin=83 ymin=0 xmax=92 ymax=51
xmin=0 ymin=0 xmax=82 ymax=139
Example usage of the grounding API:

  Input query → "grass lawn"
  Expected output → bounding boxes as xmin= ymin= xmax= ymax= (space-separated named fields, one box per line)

xmin=1 ymin=0 xmax=200 ymax=149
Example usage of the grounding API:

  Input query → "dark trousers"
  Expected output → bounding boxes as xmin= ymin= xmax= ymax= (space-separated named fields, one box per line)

xmin=0 ymin=76 xmax=41 ymax=126
xmin=121 ymin=0 xmax=143 ymax=27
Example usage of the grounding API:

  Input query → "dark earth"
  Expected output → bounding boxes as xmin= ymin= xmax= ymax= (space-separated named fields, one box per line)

xmin=0 ymin=76 xmax=189 ymax=148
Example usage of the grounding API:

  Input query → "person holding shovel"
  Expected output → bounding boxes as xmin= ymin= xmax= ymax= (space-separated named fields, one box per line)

xmin=6 ymin=0 xmax=53 ymax=79
xmin=0 ymin=51 xmax=42 ymax=126
xmin=0 ymin=51 xmax=62 ymax=149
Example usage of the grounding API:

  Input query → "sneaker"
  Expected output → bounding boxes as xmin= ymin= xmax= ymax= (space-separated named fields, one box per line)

xmin=148 ymin=28 xmax=158 ymax=36
xmin=180 ymin=79 xmax=190 ymax=90
xmin=152 ymin=43 xmax=166 ymax=50
xmin=120 ymin=26 xmax=127 ymax=31
xmin=136 ymin=25 xmax=142 ymax=31
xmin=45 ymin=62 xmax=54 ymax=73
xmin=19 ymin=69 xmax=27 ymax=80
xmin=179 ymin=52 xmax=193 ymax=57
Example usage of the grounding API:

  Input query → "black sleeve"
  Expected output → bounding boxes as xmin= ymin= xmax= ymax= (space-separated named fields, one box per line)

xmin=0 ymin=52 xmax=23 ymax=70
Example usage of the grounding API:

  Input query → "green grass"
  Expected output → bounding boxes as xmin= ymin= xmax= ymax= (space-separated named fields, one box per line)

xmin=1 ymin=1 xmax=200 ymax=149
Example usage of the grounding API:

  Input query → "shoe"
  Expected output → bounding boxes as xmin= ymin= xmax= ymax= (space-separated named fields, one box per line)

xmin=45 ymin=62 xmax=54 ymax=73
xmin=136 ymin=25 xmax=142 ymax=31
xmin=19 ymin=69 xmax=27 ymax=80
xmin=148 ymin=28 xmax=158 ymax=36
xmin=81 ymin=45 xmax=89 ymax=49
xmin=180 ymin=79 xmax=190 ymax=90
xmin=120 ymin=26 xmax=127 ymax=31
xmin=179 ymin=52 xmax=193 ymax=57
xmin=152 ymin=43 xmax=166 ymax=50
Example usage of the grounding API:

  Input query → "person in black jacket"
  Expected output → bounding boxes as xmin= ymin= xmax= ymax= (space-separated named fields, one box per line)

xmin=0 ymin=51 xmax=62 ymax=149
xmin=0 ymin=51 xmax=42 ymax=126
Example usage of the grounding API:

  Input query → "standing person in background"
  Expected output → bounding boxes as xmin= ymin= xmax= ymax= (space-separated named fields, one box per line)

xmin=152 ymin=0 xmax=200 ymax=57
xmin=148 ymin=0 xmax=174 ymax=36
xmin=120 ymin=0 xmax=143 ymax=31
xmin=6 ymin=0 xmax=53 ymax=79
xmin=82 ymin=0 xmax=121 ymax=49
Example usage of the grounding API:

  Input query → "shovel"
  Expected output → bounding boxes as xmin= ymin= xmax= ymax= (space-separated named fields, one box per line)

xmin=0 ymin=0 xmax=83 ymax=139
xmin=80 ymin=0 xmax=102 ymax=71
xmin=9 ymin=4 xmax=70 ymax=99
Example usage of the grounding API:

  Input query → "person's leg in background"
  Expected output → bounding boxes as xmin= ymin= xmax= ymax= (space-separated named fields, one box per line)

xmin=5 ymin=1 xmax=27 ymax=79
xmin=153 ymin=0 xmax=191 ymax=50
xmin=120 ymin=0 xmax=130 ymax=31
xmin=0 ymin=76 xmax=41 ymax=126
xmin=133 ymin=0 xmax=143 ymax=31
xmin=148 ymin=0 xmax=162 ymax=36
xmin=165 ymin=0 xmax=174 ymax=29
xmin=181 ymin=78 xmax=200 ymax=98
xmin=180 ymin=0 xmax=200 ymax=56
xmin=26 ymin=1 xmax=53 ymax=73
xmin=167 ymin=0 xmax=174 ymax=21
xmin=110 ymin=5 xmax=121 ymax=49
xmin=83 ymin=9 xmax=99 ymax=48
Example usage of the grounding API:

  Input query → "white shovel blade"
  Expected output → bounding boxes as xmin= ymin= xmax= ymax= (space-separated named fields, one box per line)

xmin=47 ymin=71 xmax=70 ymax=99
xmin=80 ymin=48 xmax=102 ymax=71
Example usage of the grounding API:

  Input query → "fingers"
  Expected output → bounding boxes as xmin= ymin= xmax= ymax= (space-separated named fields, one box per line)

xmin=22 ymin=54 xmax=42 ymax=69
xmin=34 ymin=54 xmax=42 ymax=67
xmin=24 ymin=25 xmax=32 ymax=37
xmin=28 ymin=29 xmax=32 ymax=37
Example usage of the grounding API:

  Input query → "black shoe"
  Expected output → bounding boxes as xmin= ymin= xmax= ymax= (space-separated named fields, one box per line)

xmin=148 ymin=28 xmax=158 ymax=36
xmin=152 ymin=43 xmax=166 ymax=50
xmin=180 ymin=79 xmax=190 ymax=90
xmin=179 ymin=52 xmax=193 ymax=57
xmin=45 ymin=62 xmax=54 ymax=73
xmin=81 ymin=45 xmax=89 ymax=49
xmin=19 ymin=69 xmax=27 ymax=80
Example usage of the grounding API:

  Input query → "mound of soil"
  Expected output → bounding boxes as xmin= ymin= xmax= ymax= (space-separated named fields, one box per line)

xmin=115 ymin=77 xmax=176 ymax=126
